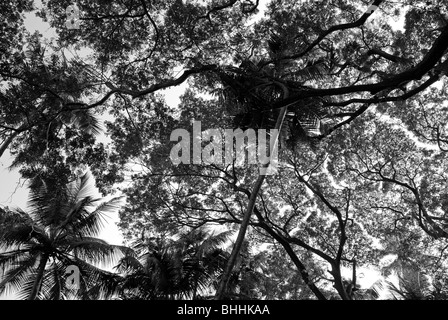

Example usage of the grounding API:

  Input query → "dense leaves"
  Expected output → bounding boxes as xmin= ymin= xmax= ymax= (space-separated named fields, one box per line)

xmin=2 ymin=0 xmax=448 ymax=300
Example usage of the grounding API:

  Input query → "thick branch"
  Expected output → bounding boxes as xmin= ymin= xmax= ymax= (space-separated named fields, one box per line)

xmin=254 ymin=214 xmax=327 ymax=300
xmin=368 ymin=48 xmax=408 ymax=63
xmin=272 ymin=25 xmax=448 ymax=108
xmin=262 ymin=0 xmax=384 ymax=66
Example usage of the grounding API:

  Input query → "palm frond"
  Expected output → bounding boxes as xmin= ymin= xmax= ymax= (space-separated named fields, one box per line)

xmin=72 ymin=259 xmax=123 ymax=299
xmin=0 ymin=248 xmax=34 ymax=274
xmin=385 ymin=272 xmax=431 ymax=300
xmin=116 ymin=255 xmax=143 ymax=274
xmin=86 ymin=196 xmax=124 ymax=220
xmin=0 ymin=223 xmax=49 ymax=248
xmin=68 ymin=171 xmax=98 ymax=203
xmin=267 ymin=32 xmax=284 ymax=55
xmin=69 ymin=209 xmax=104 ymax=238
xmin=69 ymin=196 xmax=123 ymax=238
xmin=69 ymin=109 xmax=103 ymax=136
xmin=0 ymin=172 xmax=128 ymax=300
xmin=56 ymin=196 xmax=97 ymax=231
xmin=189 ymin=229 xmax=231 ymax=259
xmin=15 ymin=272 xmax=42 ymax=300
xmin=0 ymin=252 xmax=39 ymax=296
xmin=38 ymin=261 xmax=66 ymax=300
xmin=85 ymin=271 xmax=123 ymax=300
xmin=27 ymin=184 xmax=69 ymax=227
xmin=353 ymin=280 xmax=384 ymax=300
xmin=67 ymin=237 xmax=129 ymax=266
xmin=117 ymin=230 xmax=231 ymax=300
xmin=286 ymin=59 xmax=328 ymax=82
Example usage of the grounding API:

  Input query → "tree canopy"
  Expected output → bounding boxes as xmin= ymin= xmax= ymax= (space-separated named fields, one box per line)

xmin=2 ymin=0 xmax=448 ymax=300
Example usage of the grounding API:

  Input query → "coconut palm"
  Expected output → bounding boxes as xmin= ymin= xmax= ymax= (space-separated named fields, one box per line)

xmin=0 ymin=171 xmax=129 ymax=300
xmin=116 ymin=229 xmax=230 ymax=300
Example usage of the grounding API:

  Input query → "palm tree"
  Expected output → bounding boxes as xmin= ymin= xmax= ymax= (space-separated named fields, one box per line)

xmin=0 ymin=171 xmax=129 ymax=300
xmin=116 ymin=229 xmax=230 ymax=300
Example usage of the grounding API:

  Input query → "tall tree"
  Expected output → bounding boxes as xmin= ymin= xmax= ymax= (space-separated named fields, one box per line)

xmin=0 ymin=172 xmax=128 ymax=299
xmin=3 ymin=0 xmax=448 ymax=300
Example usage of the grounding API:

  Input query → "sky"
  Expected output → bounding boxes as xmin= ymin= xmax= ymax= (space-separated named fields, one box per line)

xmin=0 ymin=0 xmax=412 ymax=300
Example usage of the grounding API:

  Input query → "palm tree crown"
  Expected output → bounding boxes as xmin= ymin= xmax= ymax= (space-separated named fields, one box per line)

xmin=116 ymin=229 xmax=230 ymax=300
xmin=0 ymin=171 xmax=128 ymax=300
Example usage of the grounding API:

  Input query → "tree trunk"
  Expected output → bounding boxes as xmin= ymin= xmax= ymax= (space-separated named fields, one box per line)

xmin=331 ymin=264 xmax=351 ymax=300
xmin=28 ymin=253 xmax=49 ymax=300
xmin=215 ymin=84 xmax=290 ymax=299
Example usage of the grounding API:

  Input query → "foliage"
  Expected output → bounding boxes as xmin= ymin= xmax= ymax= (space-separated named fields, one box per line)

xmin=0 ymin=172 xmax=128 ymax=299
xmin=2 ymin=0 xmax=448 ymax=300
xmin=116 ymin=229 xmax=230 ymax=300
